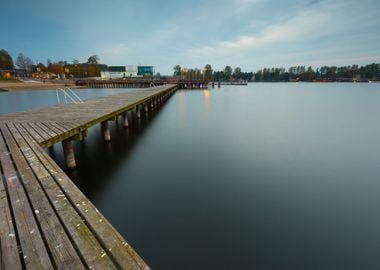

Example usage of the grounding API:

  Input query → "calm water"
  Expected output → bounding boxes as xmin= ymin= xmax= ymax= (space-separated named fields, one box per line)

xmin=2 ymin=83 xmax=380 ymax=269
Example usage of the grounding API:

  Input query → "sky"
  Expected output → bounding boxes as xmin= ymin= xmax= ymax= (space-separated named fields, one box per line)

xmin=1 ymin=0 xmax=379 ymax=74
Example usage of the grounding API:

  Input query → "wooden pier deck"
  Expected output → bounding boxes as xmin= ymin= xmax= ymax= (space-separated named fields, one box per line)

xmin=0 ymin=85 xmax=177 ymax=269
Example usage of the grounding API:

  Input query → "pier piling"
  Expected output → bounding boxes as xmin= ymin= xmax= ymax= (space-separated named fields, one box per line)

xmin=62 ymin=139 xmax=76 ymax=169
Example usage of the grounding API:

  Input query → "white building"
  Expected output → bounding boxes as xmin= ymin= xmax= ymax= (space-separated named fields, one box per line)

xmin=100 ymin=65 xmax=139 ymax=80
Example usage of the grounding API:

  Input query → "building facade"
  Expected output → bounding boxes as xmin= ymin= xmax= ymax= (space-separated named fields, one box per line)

xmin=137 ymin=66 xmax=154 ymax=76
xmin=101 ymin=65 xmax=154 ymax=80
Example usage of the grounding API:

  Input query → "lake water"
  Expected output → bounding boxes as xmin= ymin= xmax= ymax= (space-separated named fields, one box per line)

xmin=1 ymin=83 xmax=380 ymax=269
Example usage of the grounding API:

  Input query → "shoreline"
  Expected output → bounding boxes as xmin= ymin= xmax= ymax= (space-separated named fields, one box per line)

xmin=0 ymin=81 xmax=86 ymax=91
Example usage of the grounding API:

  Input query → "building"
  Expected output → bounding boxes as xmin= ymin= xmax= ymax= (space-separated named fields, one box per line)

xmin=125 ymin=65 xmax=138 ymax=77
xmin=0 ymin=69 xmax=28 ymax=78
xmin=137 ymin=66 xmax=154 ymax=76
xmin=101 ymin=66 xmax=126 ymax=80
xmin=100 ymin=65 xmax=154 ymax=80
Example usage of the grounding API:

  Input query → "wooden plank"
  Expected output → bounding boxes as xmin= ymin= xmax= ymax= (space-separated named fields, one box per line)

xmin=54 ymin=122 xmax=75 ymax=133
xmin=3 ymin=123 xmax=87 ymax=269
xmin=35 ymin=122 xmax=58 ymax=138
xmin=0 ymin=124 xmax=53 ymax=269
xmin=45 ymin=121 xmax=68 ymax=134
xmin=12 ymin=123 xmax=120 ymax=270
xmin=27 ymin=122 xmax=51 ymax=142
xmin=14 ymin=124 xmax=149 ymax=270
xmin=20 ymin=122 xmax=44 ymax=144
xmin=0 ymin=146 xmax=23 ymax=269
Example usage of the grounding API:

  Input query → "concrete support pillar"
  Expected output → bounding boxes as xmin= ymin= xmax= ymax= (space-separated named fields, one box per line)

xmin=123 ymin=112 xmax=129 ymax=128
xmin=62 ymin=139 xmax=76 ymax=169
xmin=154 ymin=98 xmax=157 ymax=106
xmin=150 ymin=100 xmax=154 ymax=108
xmin=144 ymin=103 xmax=149 ymax=112
xmin=101 ymin=121 xmax=111 ymax=142
xmin=136 ymin=105 xmax=141 ymax=119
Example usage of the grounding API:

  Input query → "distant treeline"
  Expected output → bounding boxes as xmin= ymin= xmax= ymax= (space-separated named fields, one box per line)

xmin=175 ymin=63 xmax=380 ymax=82
xmin=0 ymin=49 xmax=107 ymax=78
xmin=254 ymin=63 xmax=380 ymax=82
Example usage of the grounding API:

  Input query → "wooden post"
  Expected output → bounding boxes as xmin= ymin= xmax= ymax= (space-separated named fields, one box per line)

xmin=101 ymin=121 xmax=111 ymax=142
xmin=123 ymin=112 xmax=129 ymax=128
xmin=62 ymin=139 xmax=76 ymax=169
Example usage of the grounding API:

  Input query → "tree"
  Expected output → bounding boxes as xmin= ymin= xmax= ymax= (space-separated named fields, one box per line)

xmin=87 ymin=55 xmax=99 ymax=65
xmin=204 ymin=64 xmax=213 ymax=80
xmin=232 ymin=67 xmax=242 ymax=80
xmin=213 ymin=71 xmax=225 ymax=81
xmin=173 ymin=65 xmax=181 ymax=76
xmin=72 ymin=59 xmax=79 ymax=65
xmin=16 ymin=53 xmax=33 ymax=71
xmin=0 ymin=49 xmax=14 ymax=69
xmin=224 ymin=65 xmax=232 ymax=81
xmin=302 ymin=66 xmax=316 ymax=81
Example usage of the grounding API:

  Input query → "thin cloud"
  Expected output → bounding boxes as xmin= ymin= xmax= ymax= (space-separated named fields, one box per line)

xmin=98 ymin=43 xmax=129 ymax=64
xmin=187 ymin=6 xmax=331 ymax=56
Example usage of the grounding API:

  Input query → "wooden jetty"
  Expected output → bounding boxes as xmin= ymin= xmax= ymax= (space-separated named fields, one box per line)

xmin=82 ymin=80 xmax=162 ymax=89
xmin=77 ymin=78 xmax=209 ymax=89
xmin=0 ymin=85 xmax=177 ymax=269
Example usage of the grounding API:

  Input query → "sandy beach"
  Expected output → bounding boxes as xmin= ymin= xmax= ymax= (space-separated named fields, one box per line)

xmin=0 ymin=81 xmax=85 ymax=91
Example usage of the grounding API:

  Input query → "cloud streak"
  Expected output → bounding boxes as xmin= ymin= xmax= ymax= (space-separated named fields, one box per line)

xmin=187 ymin=5 xmax=331 ymax=56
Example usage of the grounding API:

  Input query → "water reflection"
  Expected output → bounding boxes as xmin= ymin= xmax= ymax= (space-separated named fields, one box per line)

xmin=203 ymin=89 xmax=210 ymax=119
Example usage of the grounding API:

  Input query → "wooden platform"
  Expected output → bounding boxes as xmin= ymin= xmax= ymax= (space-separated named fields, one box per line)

xmin=0 ymin=85 xmax=177 ymax=269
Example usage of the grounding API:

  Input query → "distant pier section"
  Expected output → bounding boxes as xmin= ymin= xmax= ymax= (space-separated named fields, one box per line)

xmin=77 ymin=77 xmax=210 ymax=89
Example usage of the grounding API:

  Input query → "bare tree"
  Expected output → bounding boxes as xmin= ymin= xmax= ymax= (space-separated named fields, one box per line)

xmin=16 ymin=53 xmax=33 ymax=71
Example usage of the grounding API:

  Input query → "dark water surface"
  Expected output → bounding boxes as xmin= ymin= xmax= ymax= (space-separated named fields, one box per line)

xmin=2 ymin=83 xmax=380 ymax=269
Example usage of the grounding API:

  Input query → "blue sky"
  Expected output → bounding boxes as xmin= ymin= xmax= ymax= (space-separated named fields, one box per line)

xmin=1 ymin=0 xmax=379 ymax=74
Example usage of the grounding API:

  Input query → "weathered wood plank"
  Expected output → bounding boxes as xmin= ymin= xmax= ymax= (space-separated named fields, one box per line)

xmin=4 ymin=123 xmax=87 ymax=269
xmin=27 ymin=122 xmax=51 ymax=142
xmin=12 ymin=123 xmax=120 ymax=270
xmin=20 ymin=122 xmax=44 ymax=144
xmin=0 ymin=144 xmax=23 ymax=269
xmin=16 ymin=125 xmax=150 ymax=269
xmin=0 ymin=124 xmax=53 ymax=269
xmin=35 ymin=122 xmax=58 ymax=139
xmin=44 ymin=121 xmax=67 ymax=134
